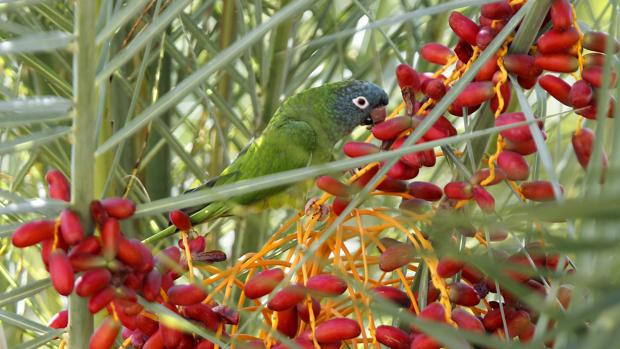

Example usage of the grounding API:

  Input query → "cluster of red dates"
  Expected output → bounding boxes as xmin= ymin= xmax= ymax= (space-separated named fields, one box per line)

xmin=10 ymin=1 xmax=613 ymax=349
xmin=13 ymin=170 xmax=228 ymax=348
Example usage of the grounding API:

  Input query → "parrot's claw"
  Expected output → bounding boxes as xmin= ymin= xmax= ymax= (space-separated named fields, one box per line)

xmin=304 ymin=198 xmax=330 ymax=221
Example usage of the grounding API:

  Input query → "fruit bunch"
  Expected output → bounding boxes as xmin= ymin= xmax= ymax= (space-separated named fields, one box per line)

xmin=12 ymin=1 xmax=613 ymax=349
xmin=13 ymin=171 xmax=228 ymax=349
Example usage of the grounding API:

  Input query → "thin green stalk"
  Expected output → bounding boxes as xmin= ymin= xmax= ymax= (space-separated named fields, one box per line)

xmin=68 ymin=0 xmax=97 ymax=347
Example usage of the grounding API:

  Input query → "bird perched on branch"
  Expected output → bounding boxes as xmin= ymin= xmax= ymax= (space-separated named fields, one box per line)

xmin=149 ymin=80 xmax=388 ymax=242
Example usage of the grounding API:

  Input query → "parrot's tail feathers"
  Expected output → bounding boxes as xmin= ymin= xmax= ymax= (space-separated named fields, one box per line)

xmin=189 ymin=201 xmax=232 ymax=226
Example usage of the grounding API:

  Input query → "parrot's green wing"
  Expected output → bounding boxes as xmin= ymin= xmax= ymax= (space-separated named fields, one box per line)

xmin=188 ymin=118 xmax=319 ymax=223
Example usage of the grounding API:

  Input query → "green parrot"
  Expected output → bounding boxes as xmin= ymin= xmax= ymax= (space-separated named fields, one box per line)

xmin=148 ymin=80 xmax=388 ymax=242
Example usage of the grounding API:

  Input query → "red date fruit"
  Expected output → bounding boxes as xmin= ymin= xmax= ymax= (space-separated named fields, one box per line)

xmin=169 ymin=210 xmax=192 ymax=231
xmin=583 ymin=31 xmax=620 ymax=53
xmin=408 ymin=181 xmax=442 ymax=201
xmin=49 ymin=249 xmax=74 ymax=296
xmin=100 ymin=197 xmax=136 ymax=219
xmin=75 ymin=268 xmax=111 ymax=297
xmin=46 ymin=169 xmax=70 ymax=202
xmin=448 ymin=282 xmax=481 ymax=306
xmin=268 ymin=284 xmax=307 ymax=311
xmin=375 ymin=325 xmax=410 ymax=349
xmin=521 ymin=181 xmax=562 ymax=201
xmin=444 ymin=181 xmax=473 ymax=200
xmin=12 ymin=220 xmax=55 ymax=248
xmin=449 ymin=11 xmax=480 ymax=46
xmin=481 ymin=1 xmax=513 ymax=19
xmin=550 ymin=0 xmax=573 ymax=30
xmin=167 ymin=284 xmax=207 ymax=306
xmin=307 ymin=274 xmax=347 ymax=297
xmin=569 ymin=80 xmax=593 ymax=108
xmin=316 ymin=176 xmax=351 ymax=198
xmin=535 ymin=54 xmax=579 ymax=73
xmin=315 ymin=318 xmax=361 ymax=343
xmin=497 ymin=150 xmax=530 ymax=180
xmin=539 ymin=74 xmax=572 ymax=106
xmin=537 ymin=28 xmax=579 ymax=54
xmin=89 ymin=317 xmax=120 ymax=349
xmin=371 ymin=286 xmax=411 ymax=308
xmin=343 ymin=142 xmax=380 ymax=158
xmin=420 ymin=43 xmax=455 ymax=65
xmin=396 ymin=64 xmax=420 ymax=91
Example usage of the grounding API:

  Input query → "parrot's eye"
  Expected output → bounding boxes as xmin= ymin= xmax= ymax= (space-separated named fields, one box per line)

xmin=352 ymin=96 xmax=369 ymax=109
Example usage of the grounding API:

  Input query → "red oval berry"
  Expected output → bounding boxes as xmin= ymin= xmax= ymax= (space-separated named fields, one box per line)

xmin=48 ymin=310 xmax=68 ymax=329
xmin=332 ymin=196 xmax=350 ymax=216
xmin=143 ymin=268 xmax=162 ymax=302
xmin=267 ymin=284 xmax=307 ymax=311
xmin=59 ymin=209 xmax=84 ymax=245
xmin=583 ymin=52 xmax=606 ymax=68
xmin=451 ymin=308 xmax=485 ymax=333
xmin=343 ymin=141 xmax=380 ymax=158
xmin=116 ymin=238 xmax=144 ymax=270
xmin=411 ymin=334 xmax=440 ymax=349
xmin=379 ymin=243 xmax=416 ymax=272
xmin=76 ymin=268 xmax=111 ymax=297
xmin=503 ymin=54 xmax=541 ymax=78
xmin=316 ymin=176 xmax=351 ymax=197
xmin=276 ymin=307 xmax=299 ymax=338
xmin=100 ymin=197 xmax=136 ymax=219
xmin=421 ymin=78 xmax=447 ymax=100
xmin=297 ymin=298 xmax=321 ymax=323
xmin=371 ymin=116 xmax=412 ymax=141
xmin=371 ymin=286 xmax=411 ymax=308
xmin=12 ymin=220 xmax=56 ymax=248
xmin=89 ymin=317 xmax=120 ymax=349
xmin=550 ymin=0 xmax=573 ymax=30
xmin=537 ymin=28 xmax=579 ymax=54
xmin=169 ymin=210 xmax=192 ymax=231
xmin=454 ymin=81 xmax=494 ymax=107
xmin=476 ymin=26 xmax=497 ymax=50
xmin=375 ymin=325 xmax=410 ymax=349
xmin=481 ymin=1 xmax=513 ymax=19
xmin=535 ymin=54 xmax=579 ymax=73
xmin=471 ymin=167 xmax=507 ymax=186
xmin=569 ymin=80 xmax=593 ymax=108
xmin=497 ymin=150 xmax=530 ymax=180
xmin=396 ymin=64 xmax=420 ymax=91
xmin=444 ymin=181 xmax=472 ymax=200
xmin=384 ymin=160 xmax=419 ymax=180
xmin=88 ymin=286 xmax=115 ymax=314
xmin=167 ymin=284 xmax=207 ymax=306
xmin=496 ymin=112 xmax=541 ymax=143
xmin=315 ymin=318 xmax=361 ymax=343
xmin=408 ymin=181 xmax=442 ymax=201
xmin=101 ymin=218 xmax=121 ymax=260
xmin=448 ymin=282 xmax=480 ymax=306
xmin=420 ymin=302 xmax=447 ymax=323
xmin=45 ymin=169 xmax=70 ymax=202
xmin=582 ymin=66 xmax=617 ymax=88
xmin=539 ymin=74 xmax=572 ymax=106
xmin=521 ymin=181 xmax=562 ymax=201
xmin=437 ymin=258 xmax=464 ymax=278
xmin=583 ymin=31 xmax=620 ymax=53
xmin=244 ymin=268 xmax=286 ymax=299
xmin=448 ymin=11 xmax=480 ymax=46
xmin=49 ymin=249 xmax=74 ymax=296
xmin=572 ymin=128 xmax=608 ymax=171
xmin=307 ymin=274 xmax=347 ymax=297
xmin=420 ymin=43 xmax=455 ymax=65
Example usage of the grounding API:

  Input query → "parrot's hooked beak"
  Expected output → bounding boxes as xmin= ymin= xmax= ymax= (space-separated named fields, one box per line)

xmin=365 ymin=106 xmax=387 ymax=128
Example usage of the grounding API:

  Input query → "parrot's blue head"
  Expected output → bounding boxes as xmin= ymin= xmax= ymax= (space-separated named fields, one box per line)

xmin=329 ymin=80 xmax=389 ymax=135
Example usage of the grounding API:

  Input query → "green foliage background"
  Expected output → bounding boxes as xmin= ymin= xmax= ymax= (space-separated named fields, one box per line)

xmin=0 ymin=0 xmax=619 ymax=348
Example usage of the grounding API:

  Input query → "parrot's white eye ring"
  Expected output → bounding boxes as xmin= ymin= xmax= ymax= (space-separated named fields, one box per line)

xmin=352 ymin=96 xmax=369 ymax=109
